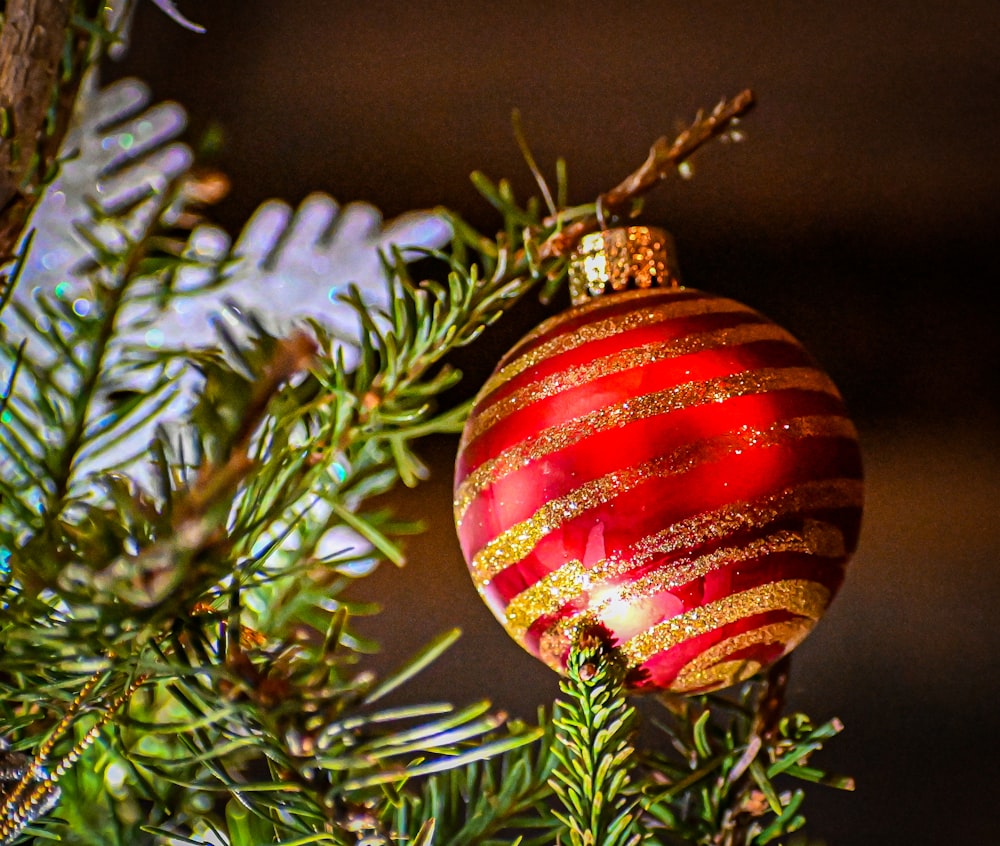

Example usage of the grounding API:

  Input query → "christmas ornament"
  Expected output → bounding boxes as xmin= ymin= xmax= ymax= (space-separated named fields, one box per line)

xmin=453 ymin=226 xmax=863 ymax=693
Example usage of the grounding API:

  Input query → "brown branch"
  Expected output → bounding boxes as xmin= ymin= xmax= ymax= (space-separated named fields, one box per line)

xmin=0 ymin=0 xmax=87 ymax=260
xmin=59 ymin=333 xmax=318 ymax=613
xmin=754 ymin=652 xmax=792 ymax=742
xmin=539 ymin=89 xmax=755 ymax=260
xmin=180 ymin=331 xmax=319 ymax=522
xmin=717 ymin=654 xmax=793 ymax=846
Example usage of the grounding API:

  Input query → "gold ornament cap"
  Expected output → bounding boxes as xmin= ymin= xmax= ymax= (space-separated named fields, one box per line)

xmin=568 ymin=226 xmax=681 ymax=306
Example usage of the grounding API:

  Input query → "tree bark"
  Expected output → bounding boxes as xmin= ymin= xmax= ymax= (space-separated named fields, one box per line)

xmin=0 ymin=0 xmax=73 ymax=258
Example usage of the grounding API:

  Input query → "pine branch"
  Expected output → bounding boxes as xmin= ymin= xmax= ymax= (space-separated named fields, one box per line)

xmin=1 ymin=197 xmax=547 ymax=841
xmin=639 ymin=658 xmax=853 ymax=846
xmin=385 ymin=713 xmax=559 ymax=846
xmin=0 ymin=183 xmax=208 ymax=596
xmin=549 ymin=628 xmax=644 ymax=846
xmin=49 ymin=329 xmax=317 ymax=632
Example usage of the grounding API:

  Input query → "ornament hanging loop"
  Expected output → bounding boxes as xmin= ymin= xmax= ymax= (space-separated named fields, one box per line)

xmin=567 ymin=226 xmax=682 ymax=306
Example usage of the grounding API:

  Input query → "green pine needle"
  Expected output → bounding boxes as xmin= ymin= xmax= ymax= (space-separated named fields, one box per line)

xmin=549 ymin=628 xmax=643 ymax=846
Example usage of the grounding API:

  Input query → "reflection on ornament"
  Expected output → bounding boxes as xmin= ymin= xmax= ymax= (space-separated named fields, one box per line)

xmin=454 ymin=227 xmax=863 ymax=693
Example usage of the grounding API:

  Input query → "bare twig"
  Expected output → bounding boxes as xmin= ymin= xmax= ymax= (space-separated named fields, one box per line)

xmin=538 ymin=89 xmax=755 ymax=260
xmin=755 ymin=653 xmax=792 ymax=742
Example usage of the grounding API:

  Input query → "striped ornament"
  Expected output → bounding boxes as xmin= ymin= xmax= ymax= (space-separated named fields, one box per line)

xmin=454 ymin=236 xmax=863 ymax=693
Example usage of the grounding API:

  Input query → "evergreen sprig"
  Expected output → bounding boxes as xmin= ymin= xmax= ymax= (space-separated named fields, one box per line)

xmin=549 ymin=628 xmax=644 ymax=846
xmin=1 ymin=126 xmax=581 ymax=842
xmin=0 ymin=184 xmax=199 ymax=594
xmin=384 ymin=708 xmax=559 ymax=846
xmin=641 ymin=660 xmax=853 ymax=846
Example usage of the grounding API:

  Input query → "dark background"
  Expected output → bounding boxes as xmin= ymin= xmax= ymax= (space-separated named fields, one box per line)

xmin=113 ymin=2 xmax=999 ymax=843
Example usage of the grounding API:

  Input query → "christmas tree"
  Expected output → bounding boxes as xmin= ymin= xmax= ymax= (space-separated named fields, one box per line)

xmin=1 ymin=5 xmax=862 ymax=844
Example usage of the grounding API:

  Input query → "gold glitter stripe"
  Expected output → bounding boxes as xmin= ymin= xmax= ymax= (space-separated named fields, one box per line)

xmin=468 ymin=322 xmax=798 ymax=446
xmin=673 ymin=658 xmax=765 ymax=693
xmin=498 ymin=479 xmax=860 ymax=637
xmin=503 ymin=519 xmax=846 ymax=643
xmin=467 ymin=413 xmax=858 ymax=581
xmin=456 ymin=366 xmax=842 ymax=522
xmin=619 ymin=579 xmax=831 ymax=669
xmin=479 ymin=292 xmax=756 ymax=400
xmin=670 ymin=619 xmax=811 ymax=692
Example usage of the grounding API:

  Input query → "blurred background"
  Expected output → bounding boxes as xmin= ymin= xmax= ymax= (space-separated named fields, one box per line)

xmin=112 ymin=2 xmax=998 ymax=842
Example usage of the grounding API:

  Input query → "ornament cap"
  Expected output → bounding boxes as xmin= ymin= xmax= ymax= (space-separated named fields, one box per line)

xmin=568 ymin=226 xmax=681 ymax=306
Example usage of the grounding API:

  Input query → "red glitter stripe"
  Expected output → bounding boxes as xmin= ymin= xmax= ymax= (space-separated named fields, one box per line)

xmin=485 ymin=437 xmax=862 ymax=604
xmin=603 ymin=504 xmax=862 ymax=595
xmin=478 ymin=308 xmax=770 ymax=410
xmin=500 ymin=288 xmax=710 ymax=364
xmin=627 ymin=608 xmax=805 ymax=691
xmin=458 ymin=389 xmax=850 ymax=545
xmin=521 ymin=552 xmax=846 ymax=658
xmin=458 ymin=339 xmax=822 ymax=475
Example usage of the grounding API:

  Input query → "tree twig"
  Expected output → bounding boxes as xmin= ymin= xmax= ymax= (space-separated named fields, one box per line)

xmin=755 ymin=653 xmax=792 ymax=742
xmin=538 ymin=89 xmax=755 ymax=260
xmin=180 ymin=331 xmax=318 ymax=522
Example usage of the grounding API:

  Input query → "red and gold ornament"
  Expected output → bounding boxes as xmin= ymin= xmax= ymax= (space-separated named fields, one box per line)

xmin=453 ymin=226 xmax=863 ymax=693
